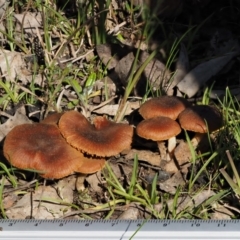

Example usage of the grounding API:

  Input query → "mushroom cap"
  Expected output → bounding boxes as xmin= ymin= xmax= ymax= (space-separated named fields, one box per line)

xmin=76 ymin=157 xmax=106 ymax=174
xmin=178 ymin=105 xmax=223 ymax=133
xmin=58 ymin=111 xmax=133 ymax=157
xmin=40 ymin=112 xmax=63 ymax=125
xmin=3 ymin=123 xmax=86 ymax=179
xmin=136 ymin=116 xmax=181 ymax=141
xmin=139 ymin=96 xmax=190 ymax=120
xmin=93 ymin=115 xmax=113 ymax=129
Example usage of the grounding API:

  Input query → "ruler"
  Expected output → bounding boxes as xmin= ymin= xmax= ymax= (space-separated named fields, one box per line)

xmin=0 ymin=219 xmax=240 ymax=240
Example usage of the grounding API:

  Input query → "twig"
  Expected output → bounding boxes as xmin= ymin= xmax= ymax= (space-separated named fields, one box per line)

xmin=60 ymin=205 xmax=129 ymax=219
xmin=223 ymin=203 xmax=240 ymax=214
xmin=3 ymin=179 xmax=38 ymax=195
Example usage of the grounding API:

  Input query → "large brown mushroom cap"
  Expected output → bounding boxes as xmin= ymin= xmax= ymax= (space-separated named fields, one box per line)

xmin=3 ymin=123 xmax=86 ymax=179
xmin=139 ymin=96 xmax=190 ymax=120
xmin=93 ymin=115 xmax=113 ymax=129
xmin=40 ymin=112 xmax=63 ymax=125
xmin=136 ymin=116 xmax=181 ymax=141
xmin=58 ymin=111 xmax=133 ymax=157
xmin=178 ymin=105 xmax=223 ymax=133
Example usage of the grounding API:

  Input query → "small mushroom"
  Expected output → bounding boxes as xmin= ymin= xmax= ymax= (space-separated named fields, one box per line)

xmin=76 ymin=156 xmax=105 ymax=174
xmin=178 ymin=105 xmax=223 ymax=148
xmin=136 ymin=116 xmax=181 ymax=160
xmin=58 ymin=111 xmax=133 ymax=157
xmin=3 ymin=123 xmax=105 ymax=179
xmin=139 ymin=95 xmax=190 ymax=120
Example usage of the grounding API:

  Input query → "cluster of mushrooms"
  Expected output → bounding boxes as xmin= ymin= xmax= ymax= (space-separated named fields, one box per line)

xmin=136 ymin=96 xmax=222 ymax=161
xmin=3 ymin=111 xmax=133 ymax=179
xmin=3 ymin=95 xmax=222 ymax=179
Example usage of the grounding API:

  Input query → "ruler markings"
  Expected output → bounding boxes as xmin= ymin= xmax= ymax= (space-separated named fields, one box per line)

xmin=0 ymin=219 xmax=240 ymax=239
xmin=0 ymin=219 xmax=239 ymax=230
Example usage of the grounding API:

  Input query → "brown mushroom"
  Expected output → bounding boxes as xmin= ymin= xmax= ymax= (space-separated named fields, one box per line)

xmin=178 ymin=105 xmax=223 ymax=148
xmin=139 ymin=95 xmax=190 ymax=120
xmin=76 ymin=157 xmax=105 ymax=174
xmin=3 ymin=123 xmax=105 ymax=179
xmin=40 ymin=112 xmax=63 ymax=125
xmin=58 ymin=111 xmax=133 ymax=157
xmin=136 ymin=116 xmax=181 ymax=160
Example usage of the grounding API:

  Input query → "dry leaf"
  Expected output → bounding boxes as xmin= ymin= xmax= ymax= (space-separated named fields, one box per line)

xmin=139 ymin=51 xmax=170 ymax=89
xmin=160 ymin=160 xmax=178 ymax=173
xmin=92 ymin=77 xmax=117 ymax=103
xmin=118 ymin=204 xmax=139 ymax=219
xmin=96 ymin=44 xmax=119 ymax=70
xmin=211 ymin=211 xmax=232 ymax=220
xmin=115 ymin=52 xmax=135 ymax=86
xmin=109 ymin=162 xmax=127 ymax=179
xmin=0 ymin=50 xmax=24 ymax=82
xmin=6 ymin=185 xmax=73 ymax=219
xmin=0 ymin=21 xmax=6 ymax=42
xmin=125 ymin=149 xmax=161 ymax=166
xmin=0 ymin=106 xmax=32 ymax=141
xmin=167 ymin=190 xmax=215 ymax=214
xmin=211 ymin=203 xmax=233 ymax=220
xmin=92 ymin=101 xmax=140 ymax=116
xmin=14 ymin=12 xmax=42 ymax=34
xmin=177 ymin=51 xmax=239 ymax=98
xmin=92 ymin=104 xmax=121 ymax=116
xmin=144 ymin=170 xmax=170 ymax=183
xmin=167 ymin=43 xmax=189 ymax=95
xmin=55 ymin=175 xmax=75 ymax=201
xmin=0 ymin=0 xmax=10 ymax=18
xmin=3 ymin=192 xmax=18 ymax=209
xmin=158 ymin=171 xmax=185 ymax=194
xmin=85 ymin=171 xmax=102 ymax=193
xmin=115 ymin=51 xmax=170 ymax=94
xmin=0 ymin=50 xmax=43 ymax=85
xmin=174 ymin=141 xmax=192 ymax=166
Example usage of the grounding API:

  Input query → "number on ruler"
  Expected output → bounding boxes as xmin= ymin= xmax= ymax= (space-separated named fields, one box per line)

xmin=191 ymin=223 xmax=200 ymax=227
xmin=218 ymin=223 xmax=226 ymax=227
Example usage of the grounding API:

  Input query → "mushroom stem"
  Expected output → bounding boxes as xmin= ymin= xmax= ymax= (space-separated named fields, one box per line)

xmin=166 ymin=136 xmax=177 ymax=161
xmin=168 ymin=136 xmax=177 ymax=153
xmin=191 ymin=132 xmax=211 ymax=151
xmin=157 ymin=141 xmax=168 ymax=161
xmin=191 ymin=132 xmax=205 ymax=149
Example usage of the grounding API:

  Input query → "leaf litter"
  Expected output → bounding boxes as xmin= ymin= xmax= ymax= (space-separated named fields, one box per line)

xmin=0 ymin=1 xmax=239 ymax=221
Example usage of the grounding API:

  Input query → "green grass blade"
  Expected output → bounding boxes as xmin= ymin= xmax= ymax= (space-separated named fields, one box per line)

xmin=189 ymin=152 xmax=218 ymax=191
xmin=0 ymin=176 xmax=6 ymax=218
xmin=226 ymin=150 xmax=240 ymax=187
xmin=0 ymin=162 xmax=17 ymax=188
xmin=220 ymin=168 xmax=240 ymax=195
xmin=127 ymin=154 xmax=138 ymax=202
